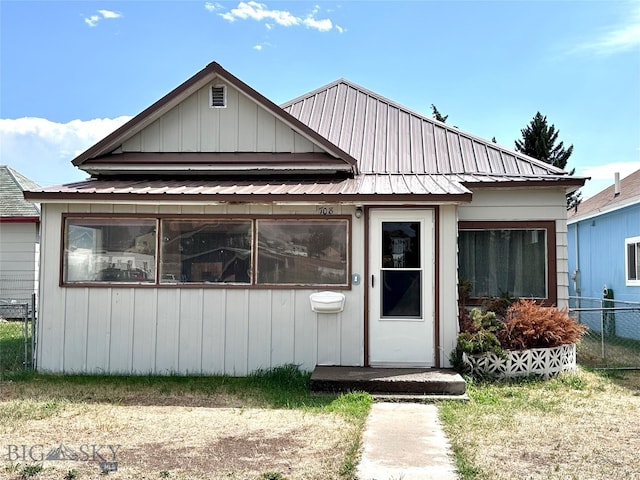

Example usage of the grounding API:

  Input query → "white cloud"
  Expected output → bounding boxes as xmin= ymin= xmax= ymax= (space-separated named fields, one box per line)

xmin=85 ymin=15 xmax=100 ymax=27
xmin=204 ymin=2 xmax=223 ymax=13
xmin=572 ymin=4 xmax=640 ymax=55
xmin=98 ymin=10 xmax=122 ymax=19
xmin=577 ymin=161 xmax=640 ymax=199
xmin=0 ymin=116 xmax=131 ymax=186
xmin=303 ymin=16 xmax=332 ymax=32
xmin=216 ymin=1 xmax=341 ymax=32
xmin=253 ymin=44 xmax=263 ymax=51
xmin=84 ymin=9 xmax=122 ymax=27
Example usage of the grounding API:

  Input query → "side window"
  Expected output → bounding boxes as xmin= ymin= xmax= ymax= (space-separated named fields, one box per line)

xmin=626 ymin=236 xmax=640 ymax=286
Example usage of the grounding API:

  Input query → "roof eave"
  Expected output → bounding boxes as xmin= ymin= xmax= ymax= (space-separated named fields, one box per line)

xmin=24 ymin=191 xmax=473 ymax=204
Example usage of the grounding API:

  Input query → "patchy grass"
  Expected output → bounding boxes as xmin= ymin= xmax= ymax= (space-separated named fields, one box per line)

xmin=0 ymin=366 xmax=372 ymax=480
xmin=578 ymin=332 xmax=640 ymax=369
xmin=439 ymin=368 xmax=640 ymax=480
xmin=0 ymin=321 xmax=30 ymax=375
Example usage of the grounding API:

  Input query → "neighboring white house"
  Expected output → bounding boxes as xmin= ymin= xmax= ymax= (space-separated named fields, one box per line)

xmin=24 ymin=62 xmax=585 ymax=375
xmin=0 ymin=165 xmax=40 ymax=307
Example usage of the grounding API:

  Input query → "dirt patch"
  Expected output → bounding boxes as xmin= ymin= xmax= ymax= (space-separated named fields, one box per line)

xmin=1 ymin=403 xmax=355 ymax=479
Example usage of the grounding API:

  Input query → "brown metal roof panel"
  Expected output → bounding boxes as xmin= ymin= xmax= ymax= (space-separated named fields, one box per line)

xmin=338 ymin=85 xmax=357 ymax=153
xmin=409 ymin=116 xmax=425 ymax=174
xmin=486 ymin=147 xmax=508 ymax=174
xmin=328 ymin=83 xmax=347 ymax=146
xmin=359 ymin=95 xmax=378 ymax=173
xmin=387 ymin=106 xmax=400 ymax=173
xmin=372 ymin=101 xmax=388 ymax=174
xmin=446 ymin=131 xmax=464 ymax=174
xmin=348 ymin=90 xmax=367 ymax=163
xmin=434 ymin=126 xmax=450 ymax=173
xmin=477 ymin=142 xmax=503 ymax=174
xmin=398 ymin=110 xmax=412 ymax=173
xmin=318 ymin=85 xmax=338 ymax=139
xmin=421 ymin=121 xmax=438 ymax=173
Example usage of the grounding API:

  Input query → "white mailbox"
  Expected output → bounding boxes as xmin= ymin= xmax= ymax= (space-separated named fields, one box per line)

xmin=309 ymin=291 xmax=345 ymax=314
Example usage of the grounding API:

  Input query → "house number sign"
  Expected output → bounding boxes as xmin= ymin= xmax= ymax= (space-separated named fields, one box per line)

xmin=317 ymin=206 xmax=335 ymax=215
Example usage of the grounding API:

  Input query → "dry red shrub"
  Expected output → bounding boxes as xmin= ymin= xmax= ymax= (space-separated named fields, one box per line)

xmin=498 ymin=299 xmax=587 ymax=350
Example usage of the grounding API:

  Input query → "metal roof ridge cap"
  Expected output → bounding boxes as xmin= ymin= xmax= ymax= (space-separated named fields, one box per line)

xmin=280 ymin=78 xmax=350 ymax=108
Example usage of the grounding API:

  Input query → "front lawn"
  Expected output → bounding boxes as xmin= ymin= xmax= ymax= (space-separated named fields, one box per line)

xmin=0 ymin=367 xmax=372 ymax=480
xmin=439 ymin=368 xmax=640 ymax=479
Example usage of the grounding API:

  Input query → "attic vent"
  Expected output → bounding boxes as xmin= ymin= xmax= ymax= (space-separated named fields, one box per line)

xmin=210 ymin=85 xmax=226 ymax=108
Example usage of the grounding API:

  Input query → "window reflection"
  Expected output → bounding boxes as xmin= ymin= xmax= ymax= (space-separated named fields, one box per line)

xmin=64 ymin=219 xmax=157 ymax=283
xmin=382 ymin=222 xmax=420 ymax=269
xmin=160 ymin=220 xmax=251 ymax=283
xmin=257 ymin=219 xmax=348 ymax=285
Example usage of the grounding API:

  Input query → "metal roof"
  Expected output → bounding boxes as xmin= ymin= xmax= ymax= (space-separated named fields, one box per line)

xmin=25 ymin=175 xmax=473 ymax=203
xmin=0 ymin=166 xmax=40 ymax=218
xmin=24 ymin=63 xmax=586 ymax=202
xmin=281 ymin=79 xmax=569 ymax=177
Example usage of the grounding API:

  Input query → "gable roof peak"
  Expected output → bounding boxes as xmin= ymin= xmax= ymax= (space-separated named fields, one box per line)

xmin=71 ymin=61 xmax=358 ymax=176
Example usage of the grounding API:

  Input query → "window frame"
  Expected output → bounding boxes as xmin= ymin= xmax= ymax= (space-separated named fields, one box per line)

xmin=60 ymin=213 xmax=352 ymax=290
xmin=625 ymin=236 xmax=640 ymax=286
xmin=458 ymin=221 xmax=557 ymax=306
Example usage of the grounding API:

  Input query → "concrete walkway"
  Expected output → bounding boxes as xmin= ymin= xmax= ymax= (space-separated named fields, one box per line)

xmin=357 ymin=402 xmax=459 ymax=480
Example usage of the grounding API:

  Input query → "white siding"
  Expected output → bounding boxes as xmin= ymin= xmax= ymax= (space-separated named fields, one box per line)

xmin=37 ymin=203 xmax=365 ymax=374
xmin=0 ymin=222 xmax=39 ymax=302
xmin=439 ymin=205 xmax=459 ymax=368
xmin=121 ymin=81 xmax=318 ymax=154
xmin=458 ymin=188 xmax=570 ymax=308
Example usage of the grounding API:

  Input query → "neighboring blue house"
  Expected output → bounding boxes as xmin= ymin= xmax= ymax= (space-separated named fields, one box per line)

xmin=567 ymin=168 xmax=640 ymax=308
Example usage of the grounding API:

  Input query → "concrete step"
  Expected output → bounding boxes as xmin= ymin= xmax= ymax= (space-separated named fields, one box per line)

xmin=310 ymin=366 xmax=466 ymax=397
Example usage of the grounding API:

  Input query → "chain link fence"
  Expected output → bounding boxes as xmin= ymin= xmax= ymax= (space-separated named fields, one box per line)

xmin=0 ymin=275 xmax=37 ymax=372
xmin=569 ymin=296 xmax=640 ymax=369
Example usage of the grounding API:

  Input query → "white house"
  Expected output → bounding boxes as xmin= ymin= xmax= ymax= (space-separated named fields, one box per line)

xmin=24 ymin=62 xmax=585 ymax=374
xmin=1 ymin=165 xmax=40 ymax=307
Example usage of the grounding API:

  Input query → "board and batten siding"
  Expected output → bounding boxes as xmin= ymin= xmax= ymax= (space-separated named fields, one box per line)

xmin=121 ymin=80 xmax=322 ymax=154
xmin=36 ymin=202 xmax=364 ymax=375
xmin=458 ymin=188 xmax=571 ymax=308
xmin=0 ymin=222 xmax=39 ymax=302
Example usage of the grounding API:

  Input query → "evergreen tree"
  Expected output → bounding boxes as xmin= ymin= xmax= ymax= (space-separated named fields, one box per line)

xmin=515 ymin=112 xmax=573 ymax=170
xmin=431 ymin=104 xmax=448 ymax=123
xmin=515 ymin=112 xmax=580 ymax=209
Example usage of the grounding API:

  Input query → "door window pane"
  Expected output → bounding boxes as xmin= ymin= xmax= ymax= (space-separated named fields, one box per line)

xmin=64 ymin=218 xmax=157 ymax=283
xmin=160 ymin=220 xmax=251 ymax=283
xmin=382 ymin=222 xmax=420 ymax=268
xmin=257 ymin=219 xmax=348 ymax=285
xmin=382 ymin=271 xmax=422 ymax=318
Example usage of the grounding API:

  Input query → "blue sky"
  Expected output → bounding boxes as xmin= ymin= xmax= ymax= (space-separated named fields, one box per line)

xmin=1 ymin=1 xmax=639 ymax=198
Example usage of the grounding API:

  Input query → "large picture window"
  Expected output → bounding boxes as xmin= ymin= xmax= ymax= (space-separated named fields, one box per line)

xmin=64 ymin=218 xmax=157 ymax=283
xmin=626 ymin=236 xmax=640 ymax=286
xmin=63 ymin=215 xmax=350 ymax=288
xmin=458 ymin=221 xmax=556 ymax=304
xmin=257 ymin=219 xmax=348 ymax=285
xmin=160 ymin=220 xmax=252 ymax=283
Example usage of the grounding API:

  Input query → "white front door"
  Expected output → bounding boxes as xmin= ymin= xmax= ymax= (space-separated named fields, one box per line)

xmin=368 ymin=209 xmax=435 ymax=366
